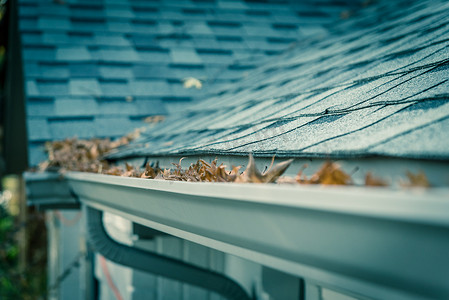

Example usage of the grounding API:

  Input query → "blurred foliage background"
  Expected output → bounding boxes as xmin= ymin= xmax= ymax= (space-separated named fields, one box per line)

xmin=1 ymin=177 xmax=47 ymax=300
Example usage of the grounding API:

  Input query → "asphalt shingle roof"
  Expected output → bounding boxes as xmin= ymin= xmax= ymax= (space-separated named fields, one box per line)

xmin=108 ymin=0 xmax=449 ymax=161
xmin=19 ymin=0 xmax=359 ymax=166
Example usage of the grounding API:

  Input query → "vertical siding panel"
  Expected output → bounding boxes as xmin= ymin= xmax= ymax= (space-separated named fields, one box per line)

xmin=132 ymin=239 xmax=158 ymax=300
xmin=157 ymin=237 xmax=183 ymax=300
xmin=209 ymin=249 xmax=226 ymax=300
xmin=183 ymin=241 xmax=210 ymax=300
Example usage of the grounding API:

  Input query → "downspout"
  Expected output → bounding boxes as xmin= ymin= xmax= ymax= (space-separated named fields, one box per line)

xmin=86 ymin=206 xmax=253 ymax=300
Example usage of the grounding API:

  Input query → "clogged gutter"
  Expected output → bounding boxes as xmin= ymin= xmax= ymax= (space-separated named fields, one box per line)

xmin=34 ymin=134 xmax=430 ymax=188
xmin=33 ymin=137 xmax=449 ymax=300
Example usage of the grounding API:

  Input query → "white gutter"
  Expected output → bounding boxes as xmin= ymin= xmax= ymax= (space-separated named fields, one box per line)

xmin=24 ymin=172 xmax=79 ymax=209
xmin=64 ymin=171 xmax=449 ymax=300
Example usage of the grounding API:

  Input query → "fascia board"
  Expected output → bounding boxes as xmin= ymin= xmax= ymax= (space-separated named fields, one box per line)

xmin=65 ymin=171 xmax=449 ymax=300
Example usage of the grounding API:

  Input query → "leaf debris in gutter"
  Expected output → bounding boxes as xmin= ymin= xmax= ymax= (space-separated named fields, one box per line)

xmin=34 ymin=137 xmax=432 ymax=187
xmin=36 ymin=129 xmax=142 ymax=173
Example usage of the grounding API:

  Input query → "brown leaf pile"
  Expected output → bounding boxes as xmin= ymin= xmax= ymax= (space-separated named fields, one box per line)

xmin=96 ymin=156 xmax=292 ymax=183
xmin=38 ymin=138 xmax=112 ymax=173
xmin=38 ymin=129 xmax=142 ymax=173
xmin=37 ymin=136 xmax=432 ymax=188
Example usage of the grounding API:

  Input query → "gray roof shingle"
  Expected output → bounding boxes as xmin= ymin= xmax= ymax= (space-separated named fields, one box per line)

xmin=108 ymin=0 xmax=449 ymax=161
xmin=23 ymin=0 xmax=443 ymax=165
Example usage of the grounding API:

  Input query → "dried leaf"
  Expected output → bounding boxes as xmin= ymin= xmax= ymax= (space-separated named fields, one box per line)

xmin=141 ymin=162 xmax=158 ymax=179
xmin=38 ymin=160 xmax=50 ymax=172
xmin=302 ymin=161 xmax=352 ymax=185
xmin=263 ymin=158 xmax=294 ymax=183
xmin=182 ymin=77 xmax=202 ymax=89
xmin=235 ymin=155 xmax=263 ymax=183
xmin=236 ymin=154 xmax=293 ymax=183
xmin=264 ymin=156 xmax=276 ymax=175
xmin=365 ymin=172 xmax=388 ymax=187
xmin=402 ymin=171 xmax=430 ymax=188
xmin=143 ymin=115 xmax=165 ymax=124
